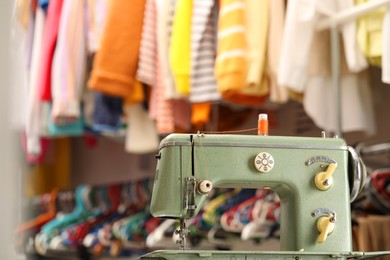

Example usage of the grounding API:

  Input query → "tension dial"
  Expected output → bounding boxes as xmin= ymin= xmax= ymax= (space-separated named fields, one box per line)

xmin=254 ymin=152 xmax=274 ymax=173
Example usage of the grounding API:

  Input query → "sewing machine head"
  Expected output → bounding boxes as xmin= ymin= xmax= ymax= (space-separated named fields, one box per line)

xmin=150 ymin=130 xmax=366 ymax=252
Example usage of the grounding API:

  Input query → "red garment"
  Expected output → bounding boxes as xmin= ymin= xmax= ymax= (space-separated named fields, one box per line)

xmin=38 ymin=0 xmax=64 ymax=101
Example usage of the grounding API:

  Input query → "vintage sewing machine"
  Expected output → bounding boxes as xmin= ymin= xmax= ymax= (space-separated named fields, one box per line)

xmin=140 ymin=117 xmax=390 ymax=259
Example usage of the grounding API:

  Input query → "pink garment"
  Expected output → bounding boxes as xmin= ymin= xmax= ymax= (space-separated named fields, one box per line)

xmin=137 ymin=0 xmax=174 ymax=133
xmin=26 ymin=5 xmax=46 ymax=156
xmin=51 ymin=0 xmax=87 ymax=124
xmin=153 ymin=59 xmax=175 ymax=133
xmin=136 ymin=0 xmax=156 ymax=86
xmin=22 ymin=132 xmax=50 ymax=164
xmin=38 ymin=0 xmax=64 ymax=102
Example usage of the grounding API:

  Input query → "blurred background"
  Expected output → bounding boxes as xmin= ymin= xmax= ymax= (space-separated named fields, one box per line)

xmin=1 ymin=0 xmax=390 ymax=259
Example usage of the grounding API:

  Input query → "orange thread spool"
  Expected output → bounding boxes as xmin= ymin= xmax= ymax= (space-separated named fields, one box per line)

xmin=258 ymin=113 xmax=269 ymax=136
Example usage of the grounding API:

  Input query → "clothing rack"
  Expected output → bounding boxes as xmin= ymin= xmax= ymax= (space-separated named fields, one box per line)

xmin=316 ymin=0 xmax=390 ymax=137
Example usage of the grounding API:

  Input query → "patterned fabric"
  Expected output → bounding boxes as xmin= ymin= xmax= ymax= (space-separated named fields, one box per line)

xmin=215 ymin=0 xmax=246 ymax=94
xmin=190 ymin=0 xmax=220 ymax=103
xmin=137 ymin=0 xmax=157 ymax=86
xmin=156 ymin=0 xmax=181 ymax=99
xmin=138 ymin=0 xmax=175 ymax=134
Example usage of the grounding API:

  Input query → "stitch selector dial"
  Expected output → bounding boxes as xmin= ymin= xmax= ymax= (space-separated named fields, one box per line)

xmin=254 ymin=152 xmax=274 ymax=173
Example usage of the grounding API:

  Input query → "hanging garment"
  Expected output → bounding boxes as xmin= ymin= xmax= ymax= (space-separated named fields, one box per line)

xmin=305 ymin=27 xmax=376 ymax=136
xmin=356 ymin=0 xmax=385 ymax=67
xmin=216 ymin=0 xmax=269 ymax=106
xmin=48 ymin=116 xmax=84 ymax=137
xmin=156 ymin=0 xmax=182 ymax=99
xmin=241 ymin=0 xmax=269 ymax=98
xmin=190 ymin=0 xmax=220 ymax=103
xmin=38 ymin=0 xmax=50 ymax=12
xmin=15 ymin=0 xmax=31 ymax=29
xmin=215 ymin=0 xmax=246 ymax=96
xmin=38 ymin=0 xmax=64 ymax=102
xmin=191 ymin=102 xmax=212 ymax=127
xmin=278 ymin=0 xmax=375 ymax=136
xmin=9 ymin=3 xmax=30 ymax=130
xmin=22 ymin=134 xmax=50 ymax=164
xmin=124 ymin=80 xmax=145 ymax=106
xmin=149 ymin=58 xmax=175 ymax=134
xmin=137 ymin=0 xmax=157 ymax=87
xmin=25 ymin=7 xmax=35 ymax=72
xmin=278 ymin=0 xmax=368 ymax=93
xmin=86 ymin=0 xmax=109 ymax=53
xmin=125 ymin=104 xmax=159 ymax=154
xmin=304 ymin=73 xmax=376 ymax=136
xmin=268 ymin=0 xmax=288 ymax=103
xmin=91 ymin=93 xmax=123 ymax=133
xmin=26 ymin=5 xmax=46 ymax=156
xmin=51 ymin=0 xmax=87 ymax=124
xmin=383 ymin=8 xmax=390 ymax=84
xmin=88 ymin=0 xmax=146 ymax=98
xmin=169 ymin=0 xmax=193 ymax=96
xmin=138 ymin=0 xmax=175 ymax=134
xmin=82 ymin=88 xmax=95 ymax=128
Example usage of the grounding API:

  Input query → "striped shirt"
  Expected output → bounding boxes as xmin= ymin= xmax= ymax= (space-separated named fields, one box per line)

xmin=215 ymin=0 xmax=246 ymax=94
xmin=137 ymin=0 xmax=175 ymax=133
xmin=137 ymin=0 xmax=157 ymax=86
xmin=190 ymin=0 xmax=221 ymax=103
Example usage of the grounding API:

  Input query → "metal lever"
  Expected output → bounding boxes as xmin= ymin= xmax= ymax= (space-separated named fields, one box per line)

xmin=312 ymin=208 xmax=337 ymax=244
xmin=314 ymin=163 xmax=337 ymax=191
xmin=316 ymin=214 xmax=336 ymax=243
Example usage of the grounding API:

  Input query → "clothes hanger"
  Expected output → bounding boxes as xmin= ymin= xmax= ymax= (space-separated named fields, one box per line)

xmin=15 ymin=189 xmax=59 ymax=235
xmin=120 ymin=213 xmax=151 ymax=250
xmin=220 ymin=190 xmax=270 ymax=233
xmin=82 ymin=182 xmax=141 ymax=256
xmin=111 ymin=211 xmax=149 ymax=243
xmin=241 ymin=194 xmax=280 ymax=241
xmin=206 ymin=225 xmax=237 ymax=249
xmin=145 ymin=219 xmax=177 ymax=248
xmin=15 ymin=189 xmax=59 ymax=251
xmin=202 ymin=189 xmax=241 ymax=225
xmin=35 ymin=185 xmax=93 ymax=254
xmin=61 ymin=183 xmax=128 ymax=249
xmin=241 ymin=199 xmax=272 ymax=241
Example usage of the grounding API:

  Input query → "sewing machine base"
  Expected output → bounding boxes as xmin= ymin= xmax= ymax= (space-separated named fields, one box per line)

xmin=139 ymin=250 xmax=390 ymax=259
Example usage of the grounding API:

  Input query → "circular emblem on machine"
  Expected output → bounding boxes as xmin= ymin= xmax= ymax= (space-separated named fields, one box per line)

xmin=254 ymin=152 xmax=274 ymax=173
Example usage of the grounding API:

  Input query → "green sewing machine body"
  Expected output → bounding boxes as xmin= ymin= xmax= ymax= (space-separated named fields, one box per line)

xmin=140 ymin=133 xmax=390 ymax=259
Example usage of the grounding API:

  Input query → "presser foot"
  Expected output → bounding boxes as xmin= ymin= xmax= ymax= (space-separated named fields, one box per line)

xmin=175 ymin=218 xmax=189 ymax=250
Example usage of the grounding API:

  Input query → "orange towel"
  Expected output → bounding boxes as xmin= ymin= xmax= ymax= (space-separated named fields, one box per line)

xmin=88 ymin=0 xmax=146 ymax=98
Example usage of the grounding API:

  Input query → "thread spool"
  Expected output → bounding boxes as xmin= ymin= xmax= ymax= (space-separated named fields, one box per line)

xmin=258 ymin=114 xmax=269 ymax=136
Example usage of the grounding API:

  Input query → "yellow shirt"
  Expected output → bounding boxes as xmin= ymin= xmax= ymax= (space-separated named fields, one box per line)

xmin=215 ymin=0 xmax=247 ymax=94
xmin=216 ymin=0 xmax=270 ymax=105
xmin=169 ymin=0 xmax=193 ymax=96
xmin=356 ymin=0 xmax=385 ymax=67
